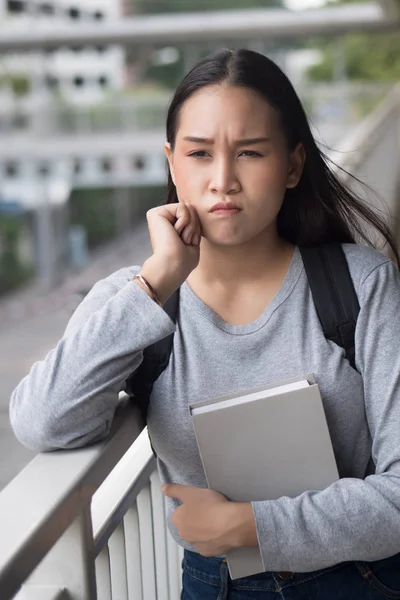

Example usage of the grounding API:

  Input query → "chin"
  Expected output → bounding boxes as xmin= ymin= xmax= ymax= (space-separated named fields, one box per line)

xmin=204 ymin=233 xmax=248 ymax=247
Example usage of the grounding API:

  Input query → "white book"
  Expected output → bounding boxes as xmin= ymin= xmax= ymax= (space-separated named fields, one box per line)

xmin=189 ymin=374 xmax=339 ymax=579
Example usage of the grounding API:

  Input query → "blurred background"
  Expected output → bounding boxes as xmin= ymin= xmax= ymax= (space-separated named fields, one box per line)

xmin=0 ymin=0 xmax=399 ymax=488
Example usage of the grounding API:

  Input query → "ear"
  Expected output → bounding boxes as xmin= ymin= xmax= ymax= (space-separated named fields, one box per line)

xmin=286 ymin=143 xmax=306 ymax=189
xmin=164 ymin=142 xmax=176 ymax=186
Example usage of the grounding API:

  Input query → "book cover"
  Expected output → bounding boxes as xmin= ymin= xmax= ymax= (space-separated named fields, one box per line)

xmin=189 ymin=376 xmax=339 ymax=579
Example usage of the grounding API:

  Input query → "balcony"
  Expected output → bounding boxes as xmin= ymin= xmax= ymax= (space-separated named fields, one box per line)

xmin=0 ymin=398 xmax=183 ymax=600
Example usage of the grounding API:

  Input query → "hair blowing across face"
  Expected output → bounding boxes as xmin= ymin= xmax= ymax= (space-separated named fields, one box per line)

xmin=165 ymin=48 xmax=399 ymax=265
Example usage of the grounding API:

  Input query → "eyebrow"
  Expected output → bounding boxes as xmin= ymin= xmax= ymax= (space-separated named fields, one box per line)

xmin=182 ymin=136 xmax=271 ymax=145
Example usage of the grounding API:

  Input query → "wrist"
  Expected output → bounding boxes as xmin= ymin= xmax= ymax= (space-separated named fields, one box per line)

xmin=226 ymin=502 xmax=258 ymax=550
xmin=140 ymin=255 xmax=182 ymax=306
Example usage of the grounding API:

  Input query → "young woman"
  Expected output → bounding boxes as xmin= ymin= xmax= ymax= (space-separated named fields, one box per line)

xmin=10 ymin=49 xmax=400 ymax=599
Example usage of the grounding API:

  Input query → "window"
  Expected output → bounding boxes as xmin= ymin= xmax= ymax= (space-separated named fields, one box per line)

xmin=73 ymin=76 xmax=85 ymax=88
xmin=5 ymin=162 xmax=18 ymax=177
xmin=45 ymin=75 xmax=59 ymax=90
xmin=39 ymin=2 xmax=54 ymax=15
xmin=95 ymin=45 xmax=107 ymax=54
xmin=73 ymin=159 xmax=82 ymax=174
xmin=133 ymin=157 xmax=146 ymax=171
xmin=38 ymin=162 xmax=51 ymax=177
xmin=98 ymin=75 xmax=108 ymax=88
xmin=67 ymin=6 xmax=80 ymax=19
xmin=101 ymin=158 xmax=112 ymax=173
xmin=7 ymin=0 xmax=25 ymax=13
xmin=93 ymin=10 xmax=104 ymax=20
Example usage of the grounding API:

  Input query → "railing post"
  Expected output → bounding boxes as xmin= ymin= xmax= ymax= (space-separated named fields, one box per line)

xmin=20 ymin=507 xmax=97 ymax=600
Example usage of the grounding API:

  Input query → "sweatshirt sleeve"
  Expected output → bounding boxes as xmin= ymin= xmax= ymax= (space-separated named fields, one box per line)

xmin=9 ymin=267 xmax=175 ymax=453
xmin=251 ymin=259 xmax=400 ymax=572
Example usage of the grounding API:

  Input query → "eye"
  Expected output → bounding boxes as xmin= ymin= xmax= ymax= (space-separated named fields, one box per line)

xmin=239 ymin=150 xmax=263 ymax=158
xmin=188 ymin=151 xmax=210 ymax=158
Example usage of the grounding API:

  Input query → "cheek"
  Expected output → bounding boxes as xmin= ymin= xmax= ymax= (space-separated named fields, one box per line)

xmin=249 ymin=166 xmax=289 ymax=210
xmin=173 ymin=163 xmax=206 ymax=202
xmin=256 ymin=156 xmax=289 ymax=188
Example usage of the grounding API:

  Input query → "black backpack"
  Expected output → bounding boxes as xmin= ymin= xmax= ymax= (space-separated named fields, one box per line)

xmin=125 ymin=243 xmax=360 ymax=422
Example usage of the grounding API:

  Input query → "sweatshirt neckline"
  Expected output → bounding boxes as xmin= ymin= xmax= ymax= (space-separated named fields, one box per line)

xmin=181 ymin=246 xmax=303 ymax=335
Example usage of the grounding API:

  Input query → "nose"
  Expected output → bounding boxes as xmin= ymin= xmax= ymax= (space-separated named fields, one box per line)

xmin=209 ymin=156 xmax=240 ymax=195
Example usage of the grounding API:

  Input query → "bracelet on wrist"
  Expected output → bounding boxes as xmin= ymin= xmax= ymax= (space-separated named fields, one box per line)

xmin=133 ymin=273 xmax=162 ymax=307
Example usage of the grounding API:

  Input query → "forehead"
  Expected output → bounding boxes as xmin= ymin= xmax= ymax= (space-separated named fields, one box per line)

xmin=176 ymin=84 xmax=279 ymax=139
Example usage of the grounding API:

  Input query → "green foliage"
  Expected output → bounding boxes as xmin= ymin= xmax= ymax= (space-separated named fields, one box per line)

xmin=134 ymin=0 xmax=282 ymax=14
xmin=9 ymin=74 xmax=31 ymax=97
xmin=69 ymin=186 xmax=166 ymax=249
xmin=69 ymin=189 xmax=117 ymax=249
xmin=144 ymin=54 xmax=186 ymax=90
xmin=307 ymin=29 xmax=400 ymax=82
xmin=0 ymin=72 xmax=31 ymax=96
xmin=0 ymin=216 xmax=33 ymax=295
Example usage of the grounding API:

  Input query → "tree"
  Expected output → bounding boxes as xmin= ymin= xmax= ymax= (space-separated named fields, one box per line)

xmin=307 ymin=0 xmax=400 ymax=81
xmin=133 ymin=0 xmax=283 ymax=14
xmin=308 ymin=32 xmax=400 ymax=82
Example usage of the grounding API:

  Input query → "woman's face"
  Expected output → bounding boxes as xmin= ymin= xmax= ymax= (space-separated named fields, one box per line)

xmin=165 ymin=84 xmax=305 ymax=247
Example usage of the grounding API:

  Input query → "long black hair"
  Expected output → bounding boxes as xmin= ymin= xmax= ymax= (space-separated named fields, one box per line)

xmin=165 ymin=48 xmax=399 ymax=265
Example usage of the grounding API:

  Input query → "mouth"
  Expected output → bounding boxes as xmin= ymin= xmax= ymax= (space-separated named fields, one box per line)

xmin=209 ymin=202 xmax=242 ymax=215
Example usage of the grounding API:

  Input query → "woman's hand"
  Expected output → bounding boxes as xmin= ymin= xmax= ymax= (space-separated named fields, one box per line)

xmin=139 ymin=203 xmax=202 ymax=305
xmin=162 ymin=483 xmax=258 ymax=557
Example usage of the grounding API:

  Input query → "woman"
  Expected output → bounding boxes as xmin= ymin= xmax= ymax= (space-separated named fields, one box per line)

xmin=10 ymin=49 xmax=400 ymax=599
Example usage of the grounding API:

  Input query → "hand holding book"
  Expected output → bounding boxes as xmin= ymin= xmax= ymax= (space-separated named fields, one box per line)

xmin=161 ymin=483 xmax=258 ymax=557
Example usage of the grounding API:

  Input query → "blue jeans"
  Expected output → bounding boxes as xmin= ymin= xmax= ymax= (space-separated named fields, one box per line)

xmin=181 ymin=550 xmax=400 ymax=599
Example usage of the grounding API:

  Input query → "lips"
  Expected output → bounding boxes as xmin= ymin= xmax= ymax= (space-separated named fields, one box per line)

xmin=209 ymin=202 xmax=241 ymax=213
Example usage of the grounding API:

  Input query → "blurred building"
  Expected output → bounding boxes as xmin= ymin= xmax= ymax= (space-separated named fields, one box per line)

xmin=0 ymin=1 xmax=128 ymax=289
xmin=0 ymin=0 xmax=125 ymax=106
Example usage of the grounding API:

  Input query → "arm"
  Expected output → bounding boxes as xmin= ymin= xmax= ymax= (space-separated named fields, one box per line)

xmin=250 ymin=259 xmax=400 ymax=572
xmin=9 ymin=201 xmax=203 ymax=454
xmin=9 ymin=265 xmax=175 ymax=453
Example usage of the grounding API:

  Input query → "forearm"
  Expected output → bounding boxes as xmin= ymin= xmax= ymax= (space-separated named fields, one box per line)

xmin=251 ymin=473 xmax=400 ymax=572
xmin=139 ymin=255 xmax=188 ymax=306
xmin=10 ymin=276 xmax=175 ymax=452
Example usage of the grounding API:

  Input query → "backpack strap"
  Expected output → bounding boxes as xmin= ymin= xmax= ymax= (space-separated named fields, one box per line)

xmin=299 ymin=244 xmax=360 ymax=371
xmin=124 ymin=288 xmax=180 ymax=422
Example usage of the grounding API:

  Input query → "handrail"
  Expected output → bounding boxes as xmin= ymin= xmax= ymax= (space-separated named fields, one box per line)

xmin=0 ymin=398 xmax=145 ymax=600
xmin=92 ymin=429 xmax=155 ymax=556
xmin=327 ymin=82 xmax=400 ymax=238
xmin=328 ymin=83 xmax=400 ymax=176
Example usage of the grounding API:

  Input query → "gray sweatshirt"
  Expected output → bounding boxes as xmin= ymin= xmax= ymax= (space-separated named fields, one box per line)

xmin=9 ymin=244 xmax=400 ymax=572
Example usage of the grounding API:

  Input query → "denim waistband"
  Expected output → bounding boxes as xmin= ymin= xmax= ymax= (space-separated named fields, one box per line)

xmin=183 ymin=549 xmax=348 ymax=591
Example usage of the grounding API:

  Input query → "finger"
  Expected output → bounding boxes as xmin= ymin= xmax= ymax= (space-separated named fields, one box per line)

xmin=162 ymin=483 xmax=193 ymax=500
xmin=147 ymin=204 xmax=187 ymax=230
xmin=181 ymin=204 xmax=201 ymax=245
xmin=185 ymin=204 xmax=200 ymax=233
xmin=180 ymin=225 xmax=193 ymax=246
xmin=186 ymin=204 xmax=202 ymax=244
xmin=174 ymin=204 xmax=191 ymax=236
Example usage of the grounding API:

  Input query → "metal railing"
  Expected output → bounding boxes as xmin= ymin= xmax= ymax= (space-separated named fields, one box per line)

xmin=0 ymin=398 xmax=183 ymax=600
xmin=0 ymin=4 xmax=398 ymax=52
xmin=328 ymin=83 xmax=400 ymax=222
